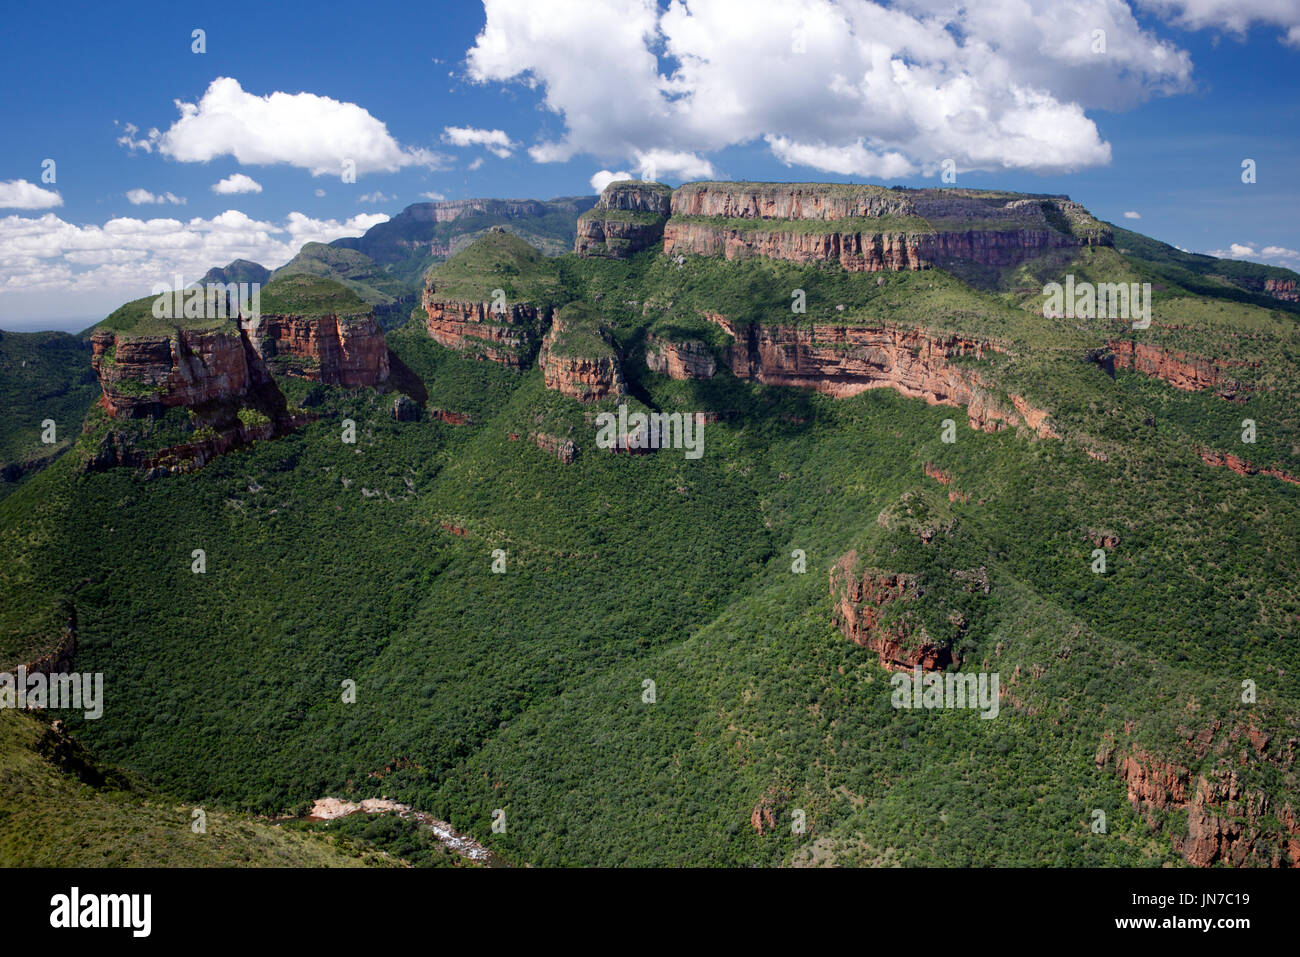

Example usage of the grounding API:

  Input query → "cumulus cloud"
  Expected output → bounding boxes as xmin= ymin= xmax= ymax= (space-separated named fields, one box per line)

xmin=0 ymin=179 xmax=63 ymax=210
xmin=442 ymin=126 xmax=519 ymax=158
xmin=420 ymin=190 xmax=447 ymax=201
xmin=1139 ymin=0 xmax=1300 ymax=42
xmin=138 ymin=77 xmax=449 ymax=176
xmin=126 ymin=188 xmax=185 ymax=206
xmin=358 ymin=190 xmax=395 ymax=203
xmin=590 ymin=170 xmax=635 ymax=193
xmin=0 ymin=209 xmax=388 ymax=312
xmin=464 ymin=0 xmax=1206 ymax=178
xmin=1123 ymin=210 xmax=1142 ymax=219
xmin=212 ymin=173 xmax=263 ymax=194
xmin=1206 ymin=241 xmax=1300 ymax=265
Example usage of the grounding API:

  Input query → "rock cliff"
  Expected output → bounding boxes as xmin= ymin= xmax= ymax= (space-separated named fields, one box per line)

xmin=244 ymin=312 xmax=390 ymax=387
xmin=421 ymin=295 xmax=548 ymax=368
xmin=1108 ymin=339 xmax=1254 ymax=398
xmin=829 ymin=551 xmax=952 ymax=671
xmin=575 ymin=181 xmax=673 ymax=258
xmin=663 ymin=183 xmax=1110 ymax=271
xmin=706 ymin=313 xmax=1057 ymax=438
xmin=1100 ymin=720 xmax=1300 ymax=867
xmin=538 ymin=305 xmax=626 ymax=402
xmin=644 ymin=335 xmax=716 ymax=380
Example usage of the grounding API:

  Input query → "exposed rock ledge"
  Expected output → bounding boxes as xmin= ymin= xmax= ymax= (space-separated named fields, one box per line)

xmin=706 ymin=313 xmax=1057 ymax=438
xmin=829 ymin=551 xmax=952 ymax=671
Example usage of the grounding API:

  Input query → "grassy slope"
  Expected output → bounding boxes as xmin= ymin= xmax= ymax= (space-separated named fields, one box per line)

xmin=0 ymin=331 xmax=99 ymax=499
xmin=0 ymin=710 xmax=398 ymax=867
xmin=1 ymin=229 xmax=1297 ymax=866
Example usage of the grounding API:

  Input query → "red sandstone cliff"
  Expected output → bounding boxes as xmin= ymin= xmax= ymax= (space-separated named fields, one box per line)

xmin=421 ymin=292 xmax=547 ymax=368
xmin=244 ymin=313 xmax=389 ymax=387
xmin=1100 ymin=720 xmax=1300 ymax=867
xmin=706 ymin=313 xmax=1058 ymax=438
xmin=575 ymin=181 xmax=672 ymax=259
xmin=644 ymin=335 xmax=716 ymax=380
xmin=1108 ymin=339 xmax=1254 ymax=398
xmin=663 ymin=183 xmax=1108 ymax=271
xmin=537 ymin=309 xmax=627 ymax=402
xmin=1195 ymin=447 xmax=1300 ymax=485
xmin=829 ymin=551 xmax=952 ymax=671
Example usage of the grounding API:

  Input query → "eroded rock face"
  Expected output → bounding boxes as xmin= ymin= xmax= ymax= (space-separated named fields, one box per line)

xmin=1108 ymin=339 xmax=1254 ymax=398
xmin=1101 ymin=721 xmax=1300 ymax=867
xmin=1264 ymin=278 xmax=1299 ymax=302
xmin=707 ymin=313 xmax=1057 ymax=438
xmin=829 ymin=552 xmax=951 ymax=671
xmin=91 ymin=329 xmax=252 ymax=418
xmin=244 ymin=313 xmax=389 ymax=387
xmin=537 ymin=310 xmax=627 ymax=402
xmin=575 ymin=181 xmax=673 ymax=259
xmin=664 ymin=222 xmax=1088 ymax=271
xmin=1196 ymin=447 xmax=1300 ymax=485
xmin=644 ymin=335 xmax=716 ymax=380
xmin=530 ymin=431 xmax=577 ymax=464
xmin=663 ymin=184 xmax=1108 ymax=270
xmin=422 ymin=294 xmax=547 ymax=368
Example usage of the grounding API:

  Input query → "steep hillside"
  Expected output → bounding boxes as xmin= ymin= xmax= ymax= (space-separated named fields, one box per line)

xmin=1 ymin=183 xmax=1298 ymax=868
xmin=0 ymin=330 xmax=98 ymax=498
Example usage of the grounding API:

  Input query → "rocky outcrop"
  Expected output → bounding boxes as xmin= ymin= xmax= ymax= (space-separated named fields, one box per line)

xmin=1101 ymin=720 xmax=1300 ymax=867
xmin=530 ymin=431 xmax=577 ymax=464
xmin=244 ymin=313 xmax=389 ymax=387
xmin=538 ymin=308 xmax=626 ymax=403
xmin=392 ymin=395 xmax=421 ymax=422
xmin=421 ymin=294 xmax=547 ymax=368
xmin=664 ymin=221 xmax=1090 ymax=271
xmin=663 ymin=183 xmax=1109 ymax=271
xmin=644 ymin=335 xmax=716 ymax=380
xmin=1195 ymin=447 xmax=1300 ymax=485
xmin=829 ymin=552 xmax=951 ymax=671
xmin=1108 ymin=340 xmax=1255 ymax=398
xmin=575 ymin=181 xmax=673 ymax=258
xmin=91 ymin=329 xmax=256 ymax=419
xmin=1264 ymin=278 xmax=1299 ymax=303
xmin=707 ymin=313 xmax=1058 ymax=438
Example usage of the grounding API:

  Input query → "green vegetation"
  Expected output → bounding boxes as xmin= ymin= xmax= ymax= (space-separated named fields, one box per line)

xmin=0 ymin=709 xmax=400 ymax=867
xmin=0 ymin=330 xmax=98 ymax=498
xmin=2 ymin=190 xmax=1299 ymax=867
xmin=258 ymin=274 xmax=370 ymax=317
xmin=425 ymin=230 xmax=563 ymax=304
xmin=94 ymin=292 xmax=239 ymax=337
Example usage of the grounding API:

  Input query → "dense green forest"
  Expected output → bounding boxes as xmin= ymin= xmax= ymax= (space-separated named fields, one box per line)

xmin=1 ymin=228 xmax=1298 ymax=867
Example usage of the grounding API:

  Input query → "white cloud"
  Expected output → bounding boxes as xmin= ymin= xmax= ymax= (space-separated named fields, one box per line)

xmin=442 ymin=125 xmax=519 ymax=158
xmin=0 ymin=209 xmax=389 ymax=315
xmin=140 ymin=77 xmax=449 ymax=176
xmin=464 ymin=0 xmax=1204 ymax=178
xmin=126 ymin=188 xmax=186 ymax=206
xmin=1123 ymin=210 xmax=1142 ymax=219
xmin=1139 ymin=0 xmax=1300 ymax=43
xmin=358 ymin=191 xmax=395 ymax=203
xmin=212 ymin=173 xmax=263 ymax=194
xmin=420 ymin=191 xmax=447 ymax=201
xmin=0 ymin=179 xmax=63 ymax=210
xmin=590 ymin=170 xmax=635 ymax=193
xmin=314 ymin=188 xmax=326 ymax=198
xmin=115 ymin=121 xmax=160 ymax=153
xmin=1206 ymin=241 xmax=1300 ymax=265
xmin=467 ymin=157 xmax=485 ymax=171
xmin=766 ymin=136 xmax=915 ymax=178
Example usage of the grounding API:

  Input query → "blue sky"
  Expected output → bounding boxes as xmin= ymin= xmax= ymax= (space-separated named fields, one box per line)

xmin=1 ymin=0 xmax=1298 ymax=329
